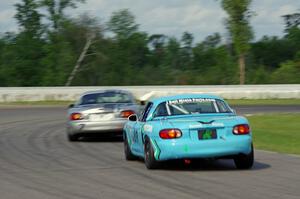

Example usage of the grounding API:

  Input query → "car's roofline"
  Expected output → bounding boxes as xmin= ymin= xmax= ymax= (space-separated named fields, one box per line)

xmin=80 ymin=89 xmax=133 ymax=96
xmin=150 ymin=94 xmax=225 ymax=105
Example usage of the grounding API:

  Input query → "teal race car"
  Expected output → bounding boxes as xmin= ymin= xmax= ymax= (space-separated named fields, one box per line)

xmin=123 ymin=94 xmax=254 ymax=169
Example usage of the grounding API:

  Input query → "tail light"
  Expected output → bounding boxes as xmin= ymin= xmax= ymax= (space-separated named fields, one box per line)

xmin=233 ymin=124 xmax=250 ymax=135
xmin=121 ymin=110 xmax=135 ymax=118
xmin=70 ymin=113 xmax=83 ymax=120
xmin=159 ymin=129 xmax=182 ymax=139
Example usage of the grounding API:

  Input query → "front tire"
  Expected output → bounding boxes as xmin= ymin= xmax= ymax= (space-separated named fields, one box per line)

xmin=144 ymin=138 xmax=160 ymax=169
xmin=124 ymin=134 xmax=137 ymax=161
xmin=234 ymin=144 xmax=254 ymax=169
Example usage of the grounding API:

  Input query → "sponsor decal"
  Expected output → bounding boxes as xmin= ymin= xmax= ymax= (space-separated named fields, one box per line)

xmin=189 ymin=124 xmax=203 ymax=128
xmin=167 ymin=98 xmax=216 ymax=105
xmin=211 ymin=122 xmax=224 ymax=127
xmin=143 ymin=124 xmax=153 ymax=132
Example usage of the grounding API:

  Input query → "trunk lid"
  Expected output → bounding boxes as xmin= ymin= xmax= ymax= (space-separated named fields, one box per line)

xmin=163 ymin=114 xmax=238 ymax=141
xmin=73 ymin=103 xmax=136 ymax=121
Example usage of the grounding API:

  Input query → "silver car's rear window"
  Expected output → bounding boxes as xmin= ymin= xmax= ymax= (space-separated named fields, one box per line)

xmin=79 ymin=92 xmax=133 ymax=105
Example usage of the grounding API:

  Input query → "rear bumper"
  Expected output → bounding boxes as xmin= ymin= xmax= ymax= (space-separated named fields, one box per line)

xmin=153 ymin=135 xmax=252 ymax=161
xmin=67 ymin=119 xmax=126 ymax=135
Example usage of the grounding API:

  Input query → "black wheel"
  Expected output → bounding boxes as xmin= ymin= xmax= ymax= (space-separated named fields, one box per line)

xmin=234 ymin=144 xmax=254 ymax=169
xmin=144 ymin=138 xmax=160 ymax=169
xmin=68 ymin=134 xmax=79 ymax=142
xmin=124 ymin=134 xmax=137 ymax=161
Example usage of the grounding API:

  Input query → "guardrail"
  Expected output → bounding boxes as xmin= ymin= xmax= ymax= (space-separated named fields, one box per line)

xmin=0 ymin=85 xmax=299 ymax=102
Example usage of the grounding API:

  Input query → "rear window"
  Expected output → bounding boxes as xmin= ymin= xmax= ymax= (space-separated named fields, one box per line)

xmin=79 ymin=92 xmax=133 ymax=105
xmin=153 ymin=98 xmax=232 ymax=117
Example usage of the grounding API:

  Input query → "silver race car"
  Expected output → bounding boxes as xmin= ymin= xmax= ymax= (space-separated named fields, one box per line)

xmin=67 ymin=90 xmax=139 ymax=141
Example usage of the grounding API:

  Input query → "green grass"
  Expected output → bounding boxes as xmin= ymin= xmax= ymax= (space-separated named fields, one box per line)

xmin=227 ymin=99 xmax=300 ymax=105
xmin=247 ymin=114 xmax=300 ymax=155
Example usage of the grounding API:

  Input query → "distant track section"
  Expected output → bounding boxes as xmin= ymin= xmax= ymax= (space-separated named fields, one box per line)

xmin=0 ymin=84 xmax=300 ymax=102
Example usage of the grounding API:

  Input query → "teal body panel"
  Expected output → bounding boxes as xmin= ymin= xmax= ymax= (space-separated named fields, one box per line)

xmin=123 ymin=94 xmax=253 ymax=161
xmin=151 ymin=133 xmax=252 ymax=160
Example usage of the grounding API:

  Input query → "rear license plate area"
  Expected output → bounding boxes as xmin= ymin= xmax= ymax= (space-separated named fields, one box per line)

xmin=89 ymin=113 xmax=114 ymax=121
xmin=198 ymin=129 xmax=217 ymax=140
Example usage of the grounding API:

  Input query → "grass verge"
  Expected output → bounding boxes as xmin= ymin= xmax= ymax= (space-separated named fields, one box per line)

xmin=227 ymin=99 xmax=300 ymax=105
xmin=248 ymin=114 xmax=300 ymax=155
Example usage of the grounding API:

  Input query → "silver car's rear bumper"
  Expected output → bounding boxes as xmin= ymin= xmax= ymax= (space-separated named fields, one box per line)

xmin=67 ymin=119 xmax=126 ymax=135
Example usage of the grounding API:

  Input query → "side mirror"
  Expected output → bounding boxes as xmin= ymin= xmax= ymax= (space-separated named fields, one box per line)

xmin=128 ymin=114 xmax=138 ymax=122
xmin=68 ymin=104 xmax=74 ymax=108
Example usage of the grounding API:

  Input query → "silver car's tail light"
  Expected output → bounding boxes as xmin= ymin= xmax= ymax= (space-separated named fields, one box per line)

xmin=120 ymin=110 xmax=135 ymax=118
xmin=70 ymin=113 xmax=83 ymax=120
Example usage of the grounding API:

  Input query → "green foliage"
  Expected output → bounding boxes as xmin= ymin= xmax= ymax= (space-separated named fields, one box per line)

xmin=282 ymin=12 xmax=300 ymax=31
xmin=271 ymin=60 xmax=300 ymax=84
xmin=251 ymin=36 xmax=296 ymax=69
xmin=107 ymin=9 xmax=139 ymax=40
xmin=180 ymin=32 xmax=194 ymax=69
xmin=221 ymin=0 xmax=253 ymax=54
xmin=0 ymin=0 xmax=45 ymax=86
xmin=15 ymin=0 xmax=43 ymax=37
xmin=0 ymin=4 xmax=300 ymax=86
xmin=39 ymin=0 xmax=85 ymax=30
xmin=247 ymin=65 xmax=269 ymax=84
xmin=41 ymin=36 xmax=75 ymax=85
xmin=221 ymin=0 xmax=254 ymax=84
xmin=285 ymin=26 xmax=300 ymax=47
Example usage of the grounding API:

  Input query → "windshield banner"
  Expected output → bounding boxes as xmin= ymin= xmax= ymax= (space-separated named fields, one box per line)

xmin=167 ymin=98 xmax=216 ymax=105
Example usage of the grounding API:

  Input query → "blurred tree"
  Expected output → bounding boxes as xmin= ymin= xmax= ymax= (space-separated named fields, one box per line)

xmin=39 ymin=0 xmax=85 ymax=30
xmin=193 ymin=33 xmax=222 ymax=70
xmin=251 ymin=36 xmax=296 ymax=70
xmin=221 ymin=0 xmax=254 ymax=84
xmin=63 ymin=15 xmax=106 ymax=85
xmin=282 ymin=12 xmax=300 ymax=31
xmin=164 ymin=37 xmax=181 ymax=69
xmin=1 ymin=0 xmax=46 ymax=86
xmin=3 ymin=5 xmax=300 ymax=86
xmin=107 ymin=9 xmax=139 ymax=40
xmin=285 ymin=28 xmax=300 ymax=54
xmin=202 ymin=33 xmax=221 ymax=49
xmin=148 ymin=34 xmax=167 ymax=67
xmin=15 ymin=0 xmax=44 ymax=37
xmin=39 ymin=0 xmax=86 ymax=85
xmin=180 ymin=32 xmax=194 ymax=69
xmin=271 ymin=60 xmax=300 ymax=84
xmin=106 ymin=9 xmax=152 ymax=85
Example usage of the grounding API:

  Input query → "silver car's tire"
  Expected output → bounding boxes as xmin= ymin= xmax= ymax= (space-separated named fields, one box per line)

xmin=68 ymin=134 xmax=79 ymax=142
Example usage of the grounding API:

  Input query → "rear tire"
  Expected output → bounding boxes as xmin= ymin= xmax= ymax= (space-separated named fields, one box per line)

xmin=68 ymin=134 xmax=79 ymax=142
xmin=124 ymin=134 xmax=137 ymax=161
xmin=234 ymin=144 xmax=254 ymax=169
xmin=144 ymin=138 xmax=160 ymax=169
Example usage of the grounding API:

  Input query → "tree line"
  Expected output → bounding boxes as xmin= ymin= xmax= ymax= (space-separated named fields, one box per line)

xmin=0 ymin=0 xmax=299 ymax=86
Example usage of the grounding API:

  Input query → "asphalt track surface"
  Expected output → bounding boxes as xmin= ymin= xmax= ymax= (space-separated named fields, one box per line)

xmin=0 ymin=105 xmax=299 ymax=199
